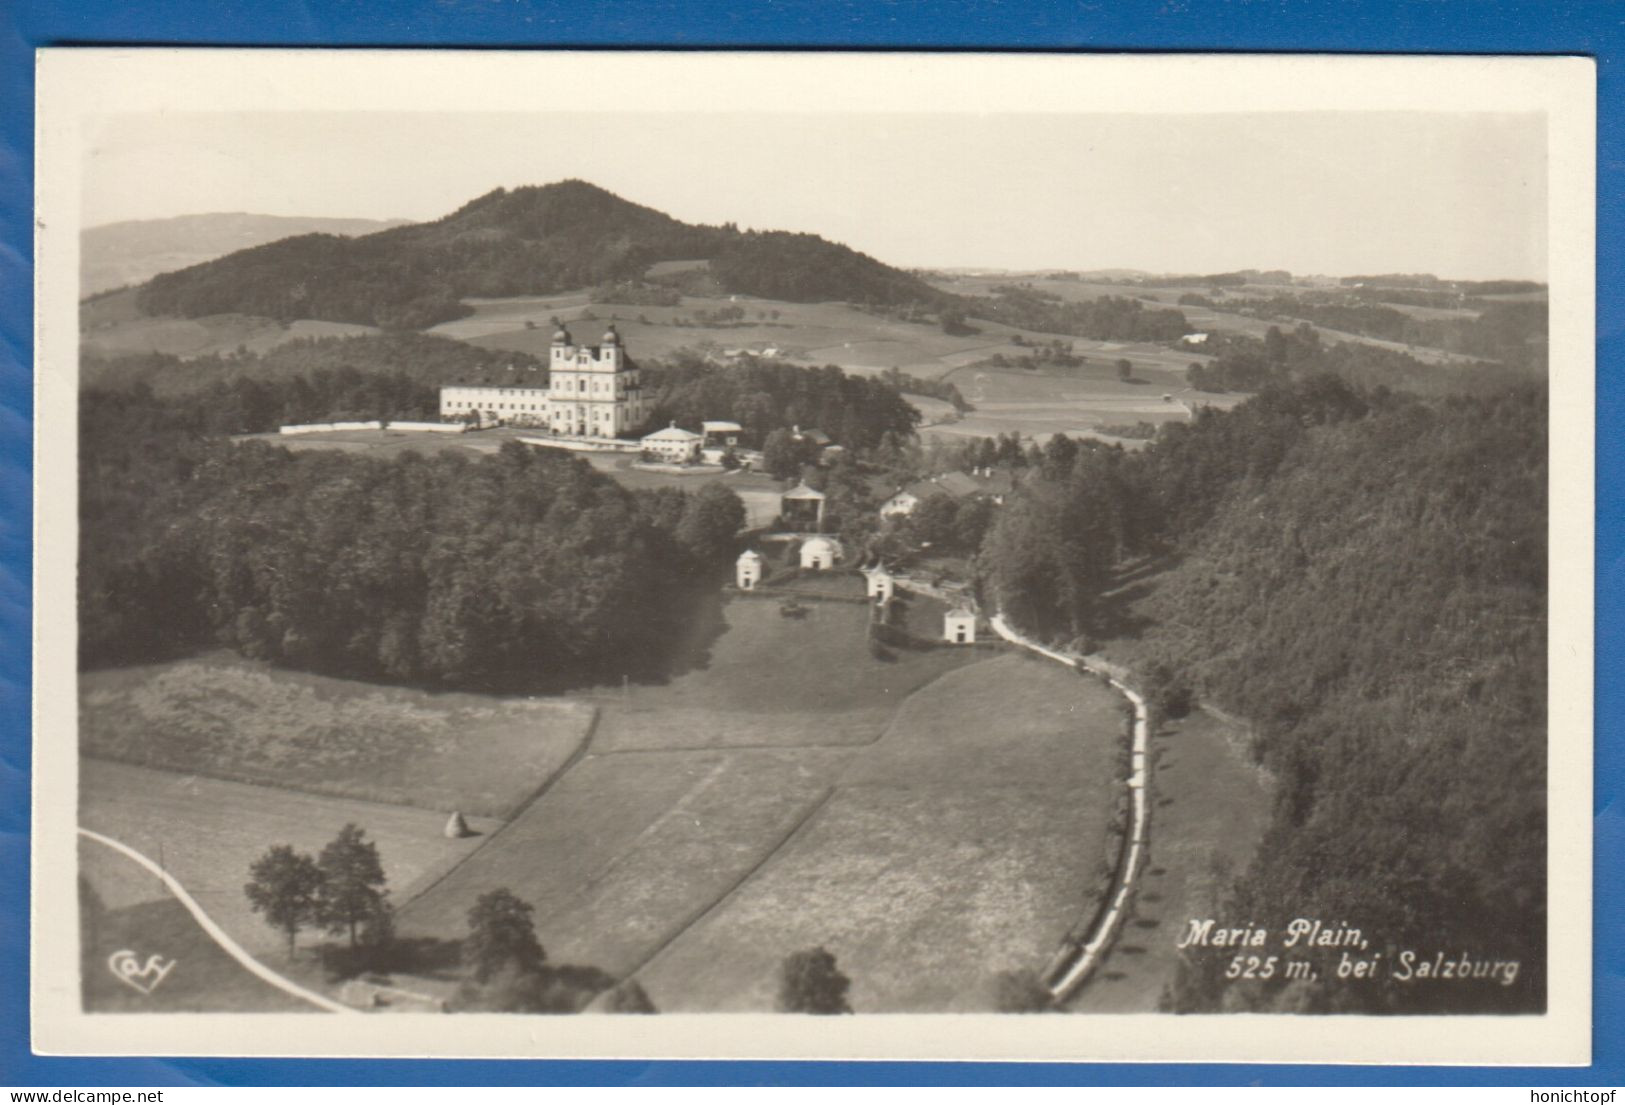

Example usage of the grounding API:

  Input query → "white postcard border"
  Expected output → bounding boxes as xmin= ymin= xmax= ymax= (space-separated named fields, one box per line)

xmin=31 ymin=49 xmax=1595 ymax=1064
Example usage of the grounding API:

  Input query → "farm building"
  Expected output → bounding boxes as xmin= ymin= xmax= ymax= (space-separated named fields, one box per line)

xmin=781 ymin=482 xmax=826 ymax=530
xmin=944 ymin=607 xmax=977 ymax=644
xmin=641 ymin=423 xmax=704 ymax=463
xmin=881 ymin=468 xmax=1017 ymax=518
xmin=863 ymin=566 xmax=895 ymax=603
xmin=800 ymin=536 xmax=843 ymax=571
xmin=879 ymin=488 xmax=920 ymax=519
xmin=736 ymin=549 xmax=763 ymax=590
xmin=703 ymin=421 xmax=744 ymax=447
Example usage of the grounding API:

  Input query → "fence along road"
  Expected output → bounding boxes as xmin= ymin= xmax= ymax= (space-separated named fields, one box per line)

xmin=986 ymin=614 xmax=1151 ymax=1002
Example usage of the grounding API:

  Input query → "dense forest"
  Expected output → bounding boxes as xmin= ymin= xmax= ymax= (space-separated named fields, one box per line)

xmin=711 ymin=230 xmax=949 ymax=307
xmin=636 ymin=354 xmax=921 ymax=449
xmin=979 ymin=377 xmax=1546 ymax=1013
xmin=80 ymin=386 xmax=745 ymax=689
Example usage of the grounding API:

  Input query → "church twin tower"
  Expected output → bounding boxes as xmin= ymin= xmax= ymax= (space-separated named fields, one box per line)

xmin=439 ymin=322 xmax=647 ymax=437
xmin=544 ymin=323 xmax=646 ymax=438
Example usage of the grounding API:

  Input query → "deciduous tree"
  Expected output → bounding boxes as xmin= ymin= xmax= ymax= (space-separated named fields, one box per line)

xmin=316 ymin=823 xmax=388 ymax=949
xmin=465 ymin=887 xmax=546 ymax=982
xmin=244 ymin=844 xmax=324 ymax=959
xmin=776 ymin=945 xmax=853 ymax=1014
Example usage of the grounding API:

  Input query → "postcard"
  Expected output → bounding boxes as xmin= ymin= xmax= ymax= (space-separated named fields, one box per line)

xmin=31 ymin=49 xmax=1594 ymax=1063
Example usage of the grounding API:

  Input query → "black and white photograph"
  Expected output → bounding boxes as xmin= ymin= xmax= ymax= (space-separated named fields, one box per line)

xmin=31 ymin=50 xmax=1593 ymax=1063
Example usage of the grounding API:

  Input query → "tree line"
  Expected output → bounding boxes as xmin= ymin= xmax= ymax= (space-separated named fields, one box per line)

xmin=962 ymin=286 xmax=1189 ymax=342
xmin=80 ymin=389 xmax=746 ymax=689
xmin=976 ymin=376 xmax=1547 ymax=1013
xmin=1186 ymin=324 xmax=1537 ymax=398
xmin=1181 ymin=293 xmax=1547 ymax=372
xmin=636 ymin=354 xmax=921 ymax=450
xmin=82 ymin=333 xmax=544 ymax=403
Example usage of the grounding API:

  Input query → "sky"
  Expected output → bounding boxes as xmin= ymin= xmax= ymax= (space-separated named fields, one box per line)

xmin=81 ymin=111 xmax=1548 ymax=281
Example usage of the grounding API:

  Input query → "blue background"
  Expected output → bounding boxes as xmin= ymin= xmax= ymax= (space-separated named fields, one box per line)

xmin=1 ymin=0 xmax=1619 ymax=1088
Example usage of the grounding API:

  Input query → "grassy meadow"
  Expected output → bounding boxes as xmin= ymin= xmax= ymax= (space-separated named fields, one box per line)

xmin=389 ymin=588 xmax=1129 ymax=1011
xmin=931 ymin=273 xmax=1487 ymax=366
xmin=635 ymin=653 xmax=1125 ymax=1011
xmin=79 ymin=759 xmax=499 ymax=959
xmin=82 ymin=288 xmax=377 ymax=359
xmin=80 ymin=654 xmax=596 ymax=818
xmin=588 ymin=592 xmax=986 ymax=752
xmin=75 ymin=574 xmax=1187 ymax=1010
xmin=242 ymin=428 xmax=788 ymax=527
xmin=396 ymin=746 xmax=846 ymax=976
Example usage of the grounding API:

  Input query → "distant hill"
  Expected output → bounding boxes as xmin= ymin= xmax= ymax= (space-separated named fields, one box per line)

xmin=81 ymin=213 xmax=412 ymax=298
xmin=133 ymin=181 xmax=951 ymax=330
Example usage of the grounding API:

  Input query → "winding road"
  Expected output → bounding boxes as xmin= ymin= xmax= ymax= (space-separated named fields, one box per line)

xmin=986 ymin=615 xmax=1151 ymax=1001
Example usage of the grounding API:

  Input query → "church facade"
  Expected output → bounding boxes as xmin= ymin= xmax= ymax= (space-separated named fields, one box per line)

xmin=439 ymin=324 xmax=647 ymax=438
xmin=544 ymin=324 xmax=646 ymax=438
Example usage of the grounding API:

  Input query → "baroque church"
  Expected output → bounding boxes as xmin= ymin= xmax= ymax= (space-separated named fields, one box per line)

xmin=439 ymin=323 xmax=647 ymax=438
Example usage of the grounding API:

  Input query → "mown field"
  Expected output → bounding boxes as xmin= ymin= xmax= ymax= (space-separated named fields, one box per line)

xmin=81 ymin=288 xmax=377 ymax=359
xmin=924 ymin=361 xmax=1246 ymax=447
xmin=79 ymin=836 xmax=316 ymax=1013
xmin=395 ymin=745 xmax=847 ymax=977
xmin=588 ymin=591 xmax=986 ymax=752
xmin=79 ymin=759 xmax=499 ymax=958
xmin=443 ymin=289 xmax=1225 ymax=444
xmin=235 ymin=429 xmax=788 ymax=527
xmin=439 ymin=292 xmax=1042 ymax=382
xmin=78 ymin=578 xmax=1144 ymax=1011
xmin=634 ymin=653 xmax=1124 ymax=1011
xmin=232 ymin=426 xmax=498 ymax=461
xmin=397 ymin=593 xmax=1125 ymax=1012
xmin=572 ymin=455 xmax=785 ymax=529
xmin=80 ymin=654 xmax=595 ymax=818
xmin=930 ymin=274 xmax=1484 ymax=366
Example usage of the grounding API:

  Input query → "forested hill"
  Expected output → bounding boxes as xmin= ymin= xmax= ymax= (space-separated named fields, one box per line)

xmin=82 ymin=212 xmax=411 ymax=297
xmin=82 ymin=332 xmax=543 ymax=397
xmin=135 ymin=181 xmax=949 ymax=329
xmin=981 ymin=378 xmax=1547 ymax=1013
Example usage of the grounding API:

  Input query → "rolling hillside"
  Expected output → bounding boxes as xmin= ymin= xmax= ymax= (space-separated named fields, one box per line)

xmin=134 ymin=181 xmax=950 ymax=329
xmin=82 ymin=212 xmax=410 ymax=297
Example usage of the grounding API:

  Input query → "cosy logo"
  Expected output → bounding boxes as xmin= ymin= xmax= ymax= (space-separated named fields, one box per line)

xmin=106 ymin=949 xmax=176 ymax=995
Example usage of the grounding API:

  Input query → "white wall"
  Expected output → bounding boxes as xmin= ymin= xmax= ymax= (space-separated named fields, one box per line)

xmin=279 ymin=421 xmax=383 ymax=435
